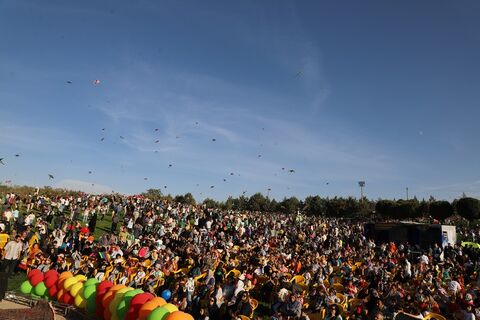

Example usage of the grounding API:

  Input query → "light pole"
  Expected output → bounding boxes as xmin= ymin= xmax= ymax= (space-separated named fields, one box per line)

xmin=358 ymin=181 xmax=365 ymax=201
xmin=406 ymin=187 xmax=409 ymax=200
xmin=267 ymin=188 xmax=271 ymax=198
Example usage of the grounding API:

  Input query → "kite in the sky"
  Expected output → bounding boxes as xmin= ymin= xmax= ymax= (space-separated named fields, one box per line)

xmin=102 ymin=128 xmax=105 ymax=131
xmin=144 ymin=178 xmax=148 ymax=180
xmin=230 ymin=173 xmax=234 ymax=176
xmin=295 ymin=71 xmax=303 ymax=77
xmin=326 ymin=182 xmax=329 ymax=185
xmin=282 ymin=168 xmax=285 ymax=170
xmin=210 ymin=185 xmax=215 ymax=188
xmin=155 ymin=140 xmax=160 ymax=143
xmin=100 ymin=138 xmax=105 ymax=141
xmin=88 ymin=171 xmax=92 ymax=174
xmin=288 ymin=169 xmax=295 ymax=173
xmin=154 ymin=150 xmax=159 ymax=153
xmin=212 ymin=138 xmax=216 ymax=142
xmin=223 ymin=179 xmax=227 ymax=182
xmin=48 ymin=174 xmax=54 ymax=179
xmin=195 ymin=122 xmax=199 ymax=125
xmin=66 ymin=81 xmax=72 ymax=84
xmin=0 ymin=158 xmax=4 ymax=165
xmin=168 ymin=164 xmax=172 ymax=167
xmin=93 ymin=79 xmax=101 ymax=85
xmin=258 ymin=155 xmax=262 ymax=158
xmin=15 ymin=154 xmax=20 ymax=157
xmin=154 ymin=128 xmax=159 ymax=131
xmin=164 ymin=186 xmax=167 ymax=189
xmin=120 ymin=136 xmax=124 ymax=139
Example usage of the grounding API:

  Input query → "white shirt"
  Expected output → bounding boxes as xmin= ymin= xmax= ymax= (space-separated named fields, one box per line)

xmin=4 ymin=240 xmax=23 ymax=260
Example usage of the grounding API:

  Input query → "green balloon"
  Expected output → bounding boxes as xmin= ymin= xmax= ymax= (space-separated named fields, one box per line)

xmin=118 ymin=289 xmax=143 ymax=320
xmin=147 ymin=306 xmax=170 ymax=320
xmin=33 ymin=282 xmax=47 ymax=296
xmin=83 ymin=284 xmax=97 ymax=299
xmin=20 ymin=281 xmax=33 ymax=294
xmin=83 ymin=278 xmax=99 ymax=288
xmin=86 ymin=292 xmax=97 ymax=315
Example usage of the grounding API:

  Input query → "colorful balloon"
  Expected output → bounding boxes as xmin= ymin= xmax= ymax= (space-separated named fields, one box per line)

xmin=28 ymin=269 xmax=42 ymax=280
xmin=62 ymin=292 xmax=74 ymax=304
xmin=83 ymin=278 xmax=99 ymax=288
xmin=162 ymin=304 xmax=178 ymax=313
xmin=33 ymin=282 xmax=47 ymax=296
xmin=95 ymin=281 xmax=114 ymax=319
xmin=70 ymin=282 xmax=83 ymax=297
xmin=83 ymin=284 xmax=97 ymax=299
xmin=125 ymin=292 xmax=154 ymax=320
xmin=110 ymin=287 xmax=134 ymax=320
xmin=138 ymin=297 xmax=167 ymax=320
xmin=48 ymin=285 xmax=58 ymax=298
xmin=74 ymin=294 xmax=86 ymax=309
xmin=44 ymin=276 xmax=57 ymax=288
xmin=63 ymin=277 xmax=78 ymax=291
xmin=146 ymin=306 xmax=170 ymax=320
xmin=44 ymin=269 xmax=59 ymax=280
xmin=160 ymin=289 xmax=171 ymax=301
xmin=102 ymin=284 xmax=126 ymax=320
xmin=165 ymin=311 xmax=194 ymax=320
xmin=117 ymin=289 xmax=143 ymax=320
xmin=20 ymin=281 xmax=33 ymax=294
xmin=59 ymin=271 xmax=73 ymax=281
xmin=29 ymin=273 xmax=44 ymax=286
xmin=74 ymin=274 xmax=87 ymax=283
xmin=86 ymin=291 xmax=97 ymax=315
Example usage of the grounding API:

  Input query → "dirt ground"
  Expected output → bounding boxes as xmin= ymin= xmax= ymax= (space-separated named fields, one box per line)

xmin=0 ymin=299 xmax=66 ymax=320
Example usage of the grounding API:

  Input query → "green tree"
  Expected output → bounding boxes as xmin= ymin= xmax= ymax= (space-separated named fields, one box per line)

xmin=142 ymin=188 xmax=163 ymax=201
xmin=279 ymin=196 xmax=300 ymax=214
xmin=304 ymin=195 xmax=325 ymax=216
xmin=455 ymin=197 xmax=480 ymax=221
xmin=203 ymin=198 xmax=220 ymax=209
xmin=429 ymin=201 xmax=453 ymax=220
xmin=248 ymin=193 xmax=268 ymax=211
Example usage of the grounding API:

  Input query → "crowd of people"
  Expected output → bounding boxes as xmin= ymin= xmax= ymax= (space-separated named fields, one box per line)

xmin=1 ymin=191 xmax=480 ymax=320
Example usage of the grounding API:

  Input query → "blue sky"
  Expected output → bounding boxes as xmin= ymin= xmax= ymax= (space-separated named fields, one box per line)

xmin=1 ymin=0 xmax=480 ymax=201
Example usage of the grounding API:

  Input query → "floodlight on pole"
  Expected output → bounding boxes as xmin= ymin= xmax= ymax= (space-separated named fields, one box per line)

xmin=358 ymin=181 xmax=365 ymax=201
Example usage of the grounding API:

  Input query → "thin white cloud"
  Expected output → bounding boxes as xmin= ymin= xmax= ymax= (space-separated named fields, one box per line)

xmin=55 ymin=179 xmax=115 ymax=194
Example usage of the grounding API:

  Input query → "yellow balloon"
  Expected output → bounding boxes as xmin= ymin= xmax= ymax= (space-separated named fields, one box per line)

xmin=74 ymin=274 xmax=87 ymax=283
xmin=74 ymin=294 xmax=86 ymax=309
xmin=163 ymin=303 xmax=178 ymax=313
xmin=63 ymin=277 xmax=78 ymax=291
xmin=110 ymin=287 xmax=133 ymax=315
xmin=70 ymin=282 xmax=84 ymax=297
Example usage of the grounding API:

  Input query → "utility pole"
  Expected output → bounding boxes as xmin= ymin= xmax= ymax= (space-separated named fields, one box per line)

xmin=406 ymin=187 xmax=409 ymax=200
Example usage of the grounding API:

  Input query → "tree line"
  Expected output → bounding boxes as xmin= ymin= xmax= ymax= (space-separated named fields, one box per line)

xmin=143 ymin=189 xmax=480 ymax=221
xmin=1 ymin=185 xmax=479 ymax=221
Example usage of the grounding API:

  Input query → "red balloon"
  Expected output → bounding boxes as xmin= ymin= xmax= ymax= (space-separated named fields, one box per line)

xmin=30 ymin=273 xmax=44 ymax=286
xmin=28 ymin=269 xmax=42 ymax=280
xmin=125 ymin=293 xmax=154 ymax=320
xmin=48 ymin=286 xmax=58 ymax=299
xmin=62 ymin=292 xmax=74 ymax=304
xmin=44 ymin=270 xmax=59 ymax=281
xmin=45 ymin=276 xmax=57 ymax=288
xmin=95 ymin=281 xmax=113 ymax=319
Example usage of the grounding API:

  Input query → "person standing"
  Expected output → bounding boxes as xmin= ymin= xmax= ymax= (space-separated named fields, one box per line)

xmin=2 ymin=235 xmax=23 ymax=277
xmin=88 ymin=211 xmax=97 ymax=233
xmin=111 ymin=212 xmax=119 ymax=233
